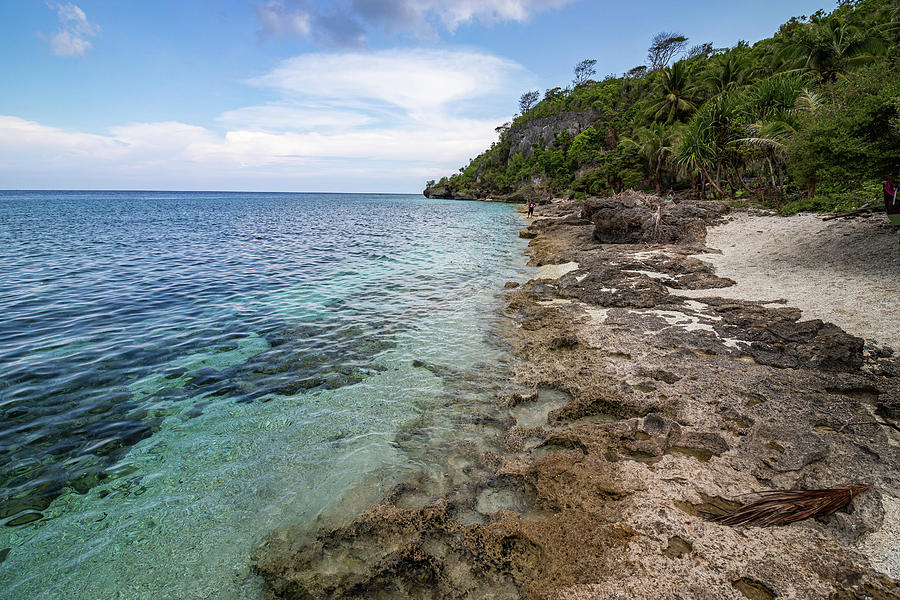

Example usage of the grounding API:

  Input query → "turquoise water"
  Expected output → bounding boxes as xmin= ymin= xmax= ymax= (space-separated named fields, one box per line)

xmin=0 ymin=191 xmax=529 ymax=598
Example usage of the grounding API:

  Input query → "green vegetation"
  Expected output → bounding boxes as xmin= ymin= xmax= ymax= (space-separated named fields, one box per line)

xmin=429 ymin=0 xmax=900 ymax=214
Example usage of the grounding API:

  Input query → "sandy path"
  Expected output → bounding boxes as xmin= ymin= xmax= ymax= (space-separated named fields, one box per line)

xmin=672 ymin=212 xmax=900 ymax=350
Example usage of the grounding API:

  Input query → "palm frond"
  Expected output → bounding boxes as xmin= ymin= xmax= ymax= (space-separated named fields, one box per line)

xmin=708 ymin=484 xmax=871 ymax=527
xmin=733 ymin=136 xmax=787 ymax=151
xmin=794 ymin=88 xmax=822 ymax=114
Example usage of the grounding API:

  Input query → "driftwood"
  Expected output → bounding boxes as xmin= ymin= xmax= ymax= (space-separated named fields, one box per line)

xmin=651 ymin=205 xmax=664 ymax=242
xmin=708 ymin=484 xmax=872 ymax=527
xmin=822 ymin=202 xmax=872 ymax=221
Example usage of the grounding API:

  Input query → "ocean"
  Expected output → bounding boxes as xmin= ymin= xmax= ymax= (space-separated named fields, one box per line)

xmin=0 ymin=191 xmax=529 ymax=598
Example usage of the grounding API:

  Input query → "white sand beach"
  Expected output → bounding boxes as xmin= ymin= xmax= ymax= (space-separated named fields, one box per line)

xmin=674 ymin=212 xmax=900 ymax=351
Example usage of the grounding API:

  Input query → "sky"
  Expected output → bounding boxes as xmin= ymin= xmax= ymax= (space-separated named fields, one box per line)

xmin=0 ymin=0 xmax=834 ymax=193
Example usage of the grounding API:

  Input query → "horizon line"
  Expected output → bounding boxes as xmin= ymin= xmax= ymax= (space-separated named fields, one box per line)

xmin=0 ymin=189 xmax=424 ymax=195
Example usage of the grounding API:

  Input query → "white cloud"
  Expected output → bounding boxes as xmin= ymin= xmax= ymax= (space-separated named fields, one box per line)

xmin=255 ymin=0 xmax=574 ymax=44
xmin=252 ymin=48 xmax=525 ymax=118
xmin=218 ymin=104 xmax=373 ymax=132
xmin=49 ymin=29 xmax=91 ymax=57
xmin=46 ymin=2 xmax=100 ymax=57
xmin=428 ymin=0 xmax=575 ymax=30
xmin=0 ymin=48 xmax=530 ymax=191
xmin=0 ymin=115 xmax=121 ymax=156
xmin=213 ymin=115 xmax=501 ymax=163
xmin=255 ymin=1 xmax=311 ymax=37
xmin=0 ymin=114 xmax=497 ymax=189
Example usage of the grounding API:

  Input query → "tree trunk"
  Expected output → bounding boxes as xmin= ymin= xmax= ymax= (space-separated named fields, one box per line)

xmin=766 ymin=158 xmax=777 ymax=189
xmin=700 ymin=164 xmax=726 ymax=196
xmin=715 ymin=163 xmax=723 ymax=197
xmin=725 ymin=167 xmax=740 ymax=195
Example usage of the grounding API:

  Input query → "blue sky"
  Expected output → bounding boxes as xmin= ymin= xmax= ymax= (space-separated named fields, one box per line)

xmin=1 ymin=0 xmax=833 ymax=192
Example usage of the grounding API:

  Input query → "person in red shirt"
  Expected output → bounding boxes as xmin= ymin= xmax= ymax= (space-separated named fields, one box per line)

xmin=884 ymin=178 xmax=898 ymax=204
xmin=885 ymin=178 xmax=900 ymax=225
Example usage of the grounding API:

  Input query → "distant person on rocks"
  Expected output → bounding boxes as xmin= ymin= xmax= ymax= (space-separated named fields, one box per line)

xmin=884 ymin=178 xmax=898 ymax=206
xmin=527 ymin=200 xmax=536 ymax=217
xmin=885 ymin=178 xmax=900 ymax=226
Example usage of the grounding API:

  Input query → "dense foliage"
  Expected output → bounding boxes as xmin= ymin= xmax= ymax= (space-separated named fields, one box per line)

xmin=428 ymin=0 xmax=900 ymax=213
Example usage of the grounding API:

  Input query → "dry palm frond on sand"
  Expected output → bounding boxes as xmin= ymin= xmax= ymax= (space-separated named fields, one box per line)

xmin=708 ymin=484 xmax=872 ymax=527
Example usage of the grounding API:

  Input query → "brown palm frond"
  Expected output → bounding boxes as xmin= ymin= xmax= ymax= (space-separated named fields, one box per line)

xmin=708 ymin=484 xmax=872 ymax=527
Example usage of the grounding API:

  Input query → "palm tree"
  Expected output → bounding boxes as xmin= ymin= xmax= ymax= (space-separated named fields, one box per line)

xmin=745 ymin=73 xmax=807 ymax=121
xmin=735 ymin=76 xmax=822 ymax=191
xmin=677 ymin=118 xmax=721 ymax=197
xmin=777 ymin=19 xmax=887 ymax=81
xmin=702 ymin=53 xmax=753 ymax=97
xmin=676 ymin=93 xmax=745 ymax=196
xmin=644 ymin=61 xmax=698 ymax=124
xmin=621 ymin=123 xmax=683 ymax=194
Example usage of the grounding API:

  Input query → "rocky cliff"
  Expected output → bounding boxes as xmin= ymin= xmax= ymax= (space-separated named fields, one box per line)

xmin=423 ymin=110 xmax=601 ymax=200
xmin=506 ymin=110 xmax=599 ymax=158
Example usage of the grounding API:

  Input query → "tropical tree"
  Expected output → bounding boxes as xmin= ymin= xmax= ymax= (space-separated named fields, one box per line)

xmin=573 ymin=59 xmax=598 ymax=86
xmin=677 ymin=117 xmax=721 ymax=197
xmin=621 ymin=122 xmax=683 ymax=193
xmin=648 ymin=32 xmax=689 ymax=71
xmin=702 ymin=52 xmax=754 ymax=97
xmin=518 ymin=90 xmax=540 ymax=114
xmin=735 ymin=74 xmax=820 ymax=191
xmin=686 ymin=42 xmax=713 ymax=60
xmin=677 ymin=93 xmax=747 ymax=196
xmin=787 ymin=64 xmax=900 ymax=195
xmin=706 ymin=93 xmax=750 ymax=192
xmin=777 ymin=18 xmax=887 ymax=80
xmin=645 ymin=61 xmax=698 ymax=124
xmin=625 ymin=65 xmax=648 ymax=79
xmin=744 ymin=73 xmax=807 ymax=120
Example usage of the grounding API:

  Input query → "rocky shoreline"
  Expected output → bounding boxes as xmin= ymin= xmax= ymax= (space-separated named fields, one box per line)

xmin=251 ymin=195 xmax=900 ymax=599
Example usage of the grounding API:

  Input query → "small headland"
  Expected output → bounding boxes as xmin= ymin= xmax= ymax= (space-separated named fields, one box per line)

xmin=251 ymin=193 xmax=900 ymax=599
xmin=423 ymin=183 xmax=543 ymax=205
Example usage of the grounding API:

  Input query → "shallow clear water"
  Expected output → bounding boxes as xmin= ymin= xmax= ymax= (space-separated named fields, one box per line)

xmin=0 ymin=191 xmax=528 ymax=598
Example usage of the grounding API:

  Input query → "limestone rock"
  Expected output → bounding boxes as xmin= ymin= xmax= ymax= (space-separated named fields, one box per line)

xmin=581 ymin=193 xmax=729 ymax=244
xmin=507 ymin=110 xmax=600 ymax=158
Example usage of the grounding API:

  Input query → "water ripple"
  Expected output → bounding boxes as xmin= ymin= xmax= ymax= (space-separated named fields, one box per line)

xmin=0 ymin=191 xmax=528 ymax=598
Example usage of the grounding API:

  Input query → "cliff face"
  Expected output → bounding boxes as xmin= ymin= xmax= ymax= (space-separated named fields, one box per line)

xmin=424 ymin=109 xmax=601 ymax=200
xmin=506 ymin=110 xmax=600 ymax=158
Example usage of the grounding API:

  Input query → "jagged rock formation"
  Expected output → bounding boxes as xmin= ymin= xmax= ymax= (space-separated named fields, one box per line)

xmin=581 ymin=192 xmax=730 ymax=244
xmin=506 ymin=110 xmax=600 ymax=159
xmin=422 ymin=179 xmax=453 ymax=199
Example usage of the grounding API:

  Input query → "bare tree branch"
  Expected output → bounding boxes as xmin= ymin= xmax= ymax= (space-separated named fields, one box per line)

xmin=648 ymin=31 xmax=689 ymax=71
xmin=518 ymin=90 xmax=540 ymax=114
xmin=573 ymin=59 xmax=597 ymax=86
